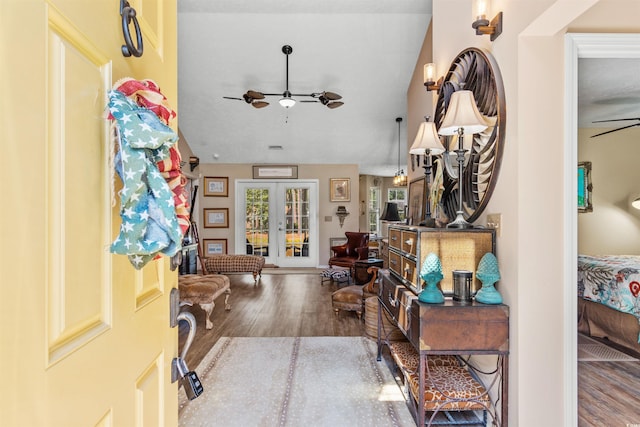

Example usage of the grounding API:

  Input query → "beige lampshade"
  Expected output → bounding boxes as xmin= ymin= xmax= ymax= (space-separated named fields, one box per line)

xmin=410 ymin=122 xmax=445 ymax=155
xmin=438 ymin=90 xmax=488 ymax=136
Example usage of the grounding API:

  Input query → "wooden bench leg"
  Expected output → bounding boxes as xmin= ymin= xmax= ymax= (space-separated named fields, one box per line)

xmin=224 ymin=288 xmax=231 ymax=311
xmin=199 ymin=302 xmax=215 ymax=330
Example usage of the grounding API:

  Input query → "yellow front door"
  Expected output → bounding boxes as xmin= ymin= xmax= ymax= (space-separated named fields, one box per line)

xmin=1 ymin=1 xmax=179 ymax=426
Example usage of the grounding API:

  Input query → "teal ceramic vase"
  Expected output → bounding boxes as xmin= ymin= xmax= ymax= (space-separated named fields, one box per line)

xmin=475 ymin=252 xmax=503 ymax=304
xmin=418 ymin=253 xmax=445 ymax=304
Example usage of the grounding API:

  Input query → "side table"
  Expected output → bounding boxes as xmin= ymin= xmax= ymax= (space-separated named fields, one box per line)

xmin=354 ymin=258 xmax=384 ymax=285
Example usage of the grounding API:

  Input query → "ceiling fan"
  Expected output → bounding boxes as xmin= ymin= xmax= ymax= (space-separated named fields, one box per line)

xmin=590 ymin=117 xmax=640 ymax=138
xmin=223 ymin=45 xmax=344 ymax=109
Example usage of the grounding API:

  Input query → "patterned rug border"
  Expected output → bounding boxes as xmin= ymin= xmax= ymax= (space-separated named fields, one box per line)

xmin=179 ymin=336 xmax=415 ymax=426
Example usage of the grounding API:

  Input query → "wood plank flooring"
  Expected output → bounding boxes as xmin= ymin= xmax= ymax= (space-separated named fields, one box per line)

xmin=178 ymin=270 xmax=640 ymax=426
xmin=578 ymin=360 xmax=640 ymax=426
xmin=179 ymin=271 xmax=364 ymax=369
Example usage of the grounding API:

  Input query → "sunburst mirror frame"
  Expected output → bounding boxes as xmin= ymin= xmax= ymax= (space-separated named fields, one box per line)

xmin=433 ymin=47 xmax=506 ymax=224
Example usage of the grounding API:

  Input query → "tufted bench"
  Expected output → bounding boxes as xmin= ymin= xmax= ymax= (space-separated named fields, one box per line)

xmin=178 ymin=274 xmax=231 ymax=329
xmin=203 ymin=254 xmax=265 ymax=282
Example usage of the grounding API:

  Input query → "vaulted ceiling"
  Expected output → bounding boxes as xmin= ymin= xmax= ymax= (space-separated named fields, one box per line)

xmin=177 ymin=0 xmax=433 ymax=176
xmin=176 ymin=2 xmax=640 ymax=177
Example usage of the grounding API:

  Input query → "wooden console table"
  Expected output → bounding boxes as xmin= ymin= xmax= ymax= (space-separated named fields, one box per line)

xmin=377 ymin=271 xmax=509 ymax=426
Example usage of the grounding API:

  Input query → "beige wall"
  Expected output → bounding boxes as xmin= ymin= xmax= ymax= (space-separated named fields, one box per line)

xmin=193 ymin=163 xmax=360 ymax=265
xmin=578 ymin=127 xmax=640 ymax=255
xmin=422 ymin=1 xmax=640 ymax=426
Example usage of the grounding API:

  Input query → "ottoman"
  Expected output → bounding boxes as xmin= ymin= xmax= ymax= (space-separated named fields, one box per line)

xmin=178 ymin=274 xmax=231 ymax=329
xmin=321 ymin=267 xmax=351 ymax=285
xmin=331 ymin=266 xmax=379 ymax=319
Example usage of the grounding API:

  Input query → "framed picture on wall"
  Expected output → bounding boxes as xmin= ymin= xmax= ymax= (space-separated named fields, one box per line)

xmin=204 ymin=176 xmax=229 ymax=197
xmin=203 ymin=208 xmax=229 ymax=228
xmin=407 ymin=176 xmax=426 ymax=225
xmin=252 ymin=165 xmax=298 ymax=179
xmin=203 ymin=239 xmax=227 ymax=255
xmin=578 ymin=161 xmax=593 ymax=212
xmin=330 ymin=178 xmax=350 ymax=202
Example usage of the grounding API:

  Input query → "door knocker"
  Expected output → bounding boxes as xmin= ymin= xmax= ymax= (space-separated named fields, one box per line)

xmin=120 ymin=0 xmax=144 ymax=57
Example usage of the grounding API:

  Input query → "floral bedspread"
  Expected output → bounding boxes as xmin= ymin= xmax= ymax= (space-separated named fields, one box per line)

xmin=578 ymin=255 xmax=640 ymax=327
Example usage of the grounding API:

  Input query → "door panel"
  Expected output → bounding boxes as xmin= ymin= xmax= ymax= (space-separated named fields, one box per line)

xmin=237 ymin=180 xmax=318 ymax=268
xmin=1 ymin=1 xmax=178 ymax=426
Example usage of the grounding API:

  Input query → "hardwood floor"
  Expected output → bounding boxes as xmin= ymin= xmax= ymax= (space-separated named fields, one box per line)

xmin=179 ymin=270 xmax=640 ymax=426
xmin=178 ymin=271 xmax=364 ymax=369
xmin=578 ymin=360 xmax=640 ymax=427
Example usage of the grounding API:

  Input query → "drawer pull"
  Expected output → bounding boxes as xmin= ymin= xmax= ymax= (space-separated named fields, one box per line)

xmin=387 ymin=291 xmax=397 ymax=308
xmin=404 ymin=238 xmax=413 ymax=246
xmin=390 ymin=260 xmax=397 ymax=266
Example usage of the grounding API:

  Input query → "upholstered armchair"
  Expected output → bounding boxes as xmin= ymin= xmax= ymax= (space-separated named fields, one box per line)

xmin=328 ymin=231 xmax=370 ymax=269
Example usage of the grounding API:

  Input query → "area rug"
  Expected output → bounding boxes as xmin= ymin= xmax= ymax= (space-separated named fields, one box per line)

xmin=179 ymin=336 xmax=415 ymax=426
xmin=578 ymin=334 xmax=638 ymax=362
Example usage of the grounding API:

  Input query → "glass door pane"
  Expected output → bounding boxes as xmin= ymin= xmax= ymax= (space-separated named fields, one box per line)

xmin=282 ymin=187 xmax=310 ymax=259
xmin=245 ymin=187 xmax=270 ymax=256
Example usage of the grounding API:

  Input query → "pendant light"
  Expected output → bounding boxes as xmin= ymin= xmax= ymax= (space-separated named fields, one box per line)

xmin=393 ymin=117 xmax=407 ymax=187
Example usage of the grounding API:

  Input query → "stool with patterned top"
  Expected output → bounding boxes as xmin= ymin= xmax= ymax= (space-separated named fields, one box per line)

xmin=321 ymin=267 xmax=351 ymax=285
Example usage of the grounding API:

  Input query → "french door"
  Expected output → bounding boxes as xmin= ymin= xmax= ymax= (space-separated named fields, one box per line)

xmin=236 ymin=180 xmax=318 ymax=268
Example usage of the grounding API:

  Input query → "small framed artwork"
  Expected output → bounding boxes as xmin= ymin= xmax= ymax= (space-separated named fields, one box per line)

xmin=578 ymin=161 xmax=593 ymax=212
xmin=330 ymin=178 xmax=350 ymax=202
xmin=407 ymin=176 xmax=426 ymax=225
xmin=204 ymin=176 xmax=229 ymax=197
xmin=203 ymin=208 xmax=229 ymax=228
xmin=252 ymin=165 xmax=298 ymax=179
xmin=203 ymin=239 xmax=227 ymax=256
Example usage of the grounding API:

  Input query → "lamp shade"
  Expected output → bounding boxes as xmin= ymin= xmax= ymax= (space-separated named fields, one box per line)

xmin=380 ymin=202 xmax=401 ymax=222
xmin=410 ymin=121 xmax=445 ymax=155
xmin=438 ymin=90 xmax=488 ymax=136
xmin=630 ymin=194 xmax=640 ymax=210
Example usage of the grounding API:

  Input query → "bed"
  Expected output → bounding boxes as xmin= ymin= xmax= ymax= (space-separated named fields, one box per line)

xmin=577 ymin=254 xmax=640 ymax=354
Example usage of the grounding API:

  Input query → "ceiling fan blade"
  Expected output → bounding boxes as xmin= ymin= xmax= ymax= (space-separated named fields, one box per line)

xmin=223 ymin=96 xmax=242 ymax=101
xmin=323 ymin=91 xmax=342 ymax=100
xmin=326 ymin=101 xmax=344 ymax=109
xmin=252 ymin=101 xmax=269 ymax=109
xmin=590 ymin=122 xmax=640 ymax=138
xmin=592 ymin=117 xmax=640 ymax=123
xmin=300 ymin=100 xmax=317 ymax=103
xmin=246 ymin=90 xmax=265 ymax=99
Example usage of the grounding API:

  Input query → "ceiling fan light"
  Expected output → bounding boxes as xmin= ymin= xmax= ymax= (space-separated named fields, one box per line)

xmin=279 ymin=97 xmax=296 ymax=108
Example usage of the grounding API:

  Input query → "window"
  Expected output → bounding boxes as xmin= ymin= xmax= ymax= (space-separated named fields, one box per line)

xmin=388 ymin=188 xmax=407 ymax=221
xmin=368 ymin=187 xmax=380 ymax=235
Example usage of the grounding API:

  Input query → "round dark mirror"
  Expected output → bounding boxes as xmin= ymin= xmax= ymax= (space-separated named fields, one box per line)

xmin=433 ymin=48 xmax=506 ymax=225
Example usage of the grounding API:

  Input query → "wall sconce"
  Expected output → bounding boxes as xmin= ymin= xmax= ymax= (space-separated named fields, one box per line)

xmin=336 ymin=206 xmax=350 ymax=228
xmin=630 ymin=193 xmax=640 ymax=210
xmin=188 ymin=156 xmax=200 ymax=171
xmin=472 ymin=0 xmax=503 ymax=41
xmin=423 ymin=63 xmax=442 ymax=92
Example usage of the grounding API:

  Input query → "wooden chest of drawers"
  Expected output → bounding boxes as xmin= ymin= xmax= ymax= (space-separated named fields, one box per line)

xmin=387 ymin=225 xmax=496 ymax=295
